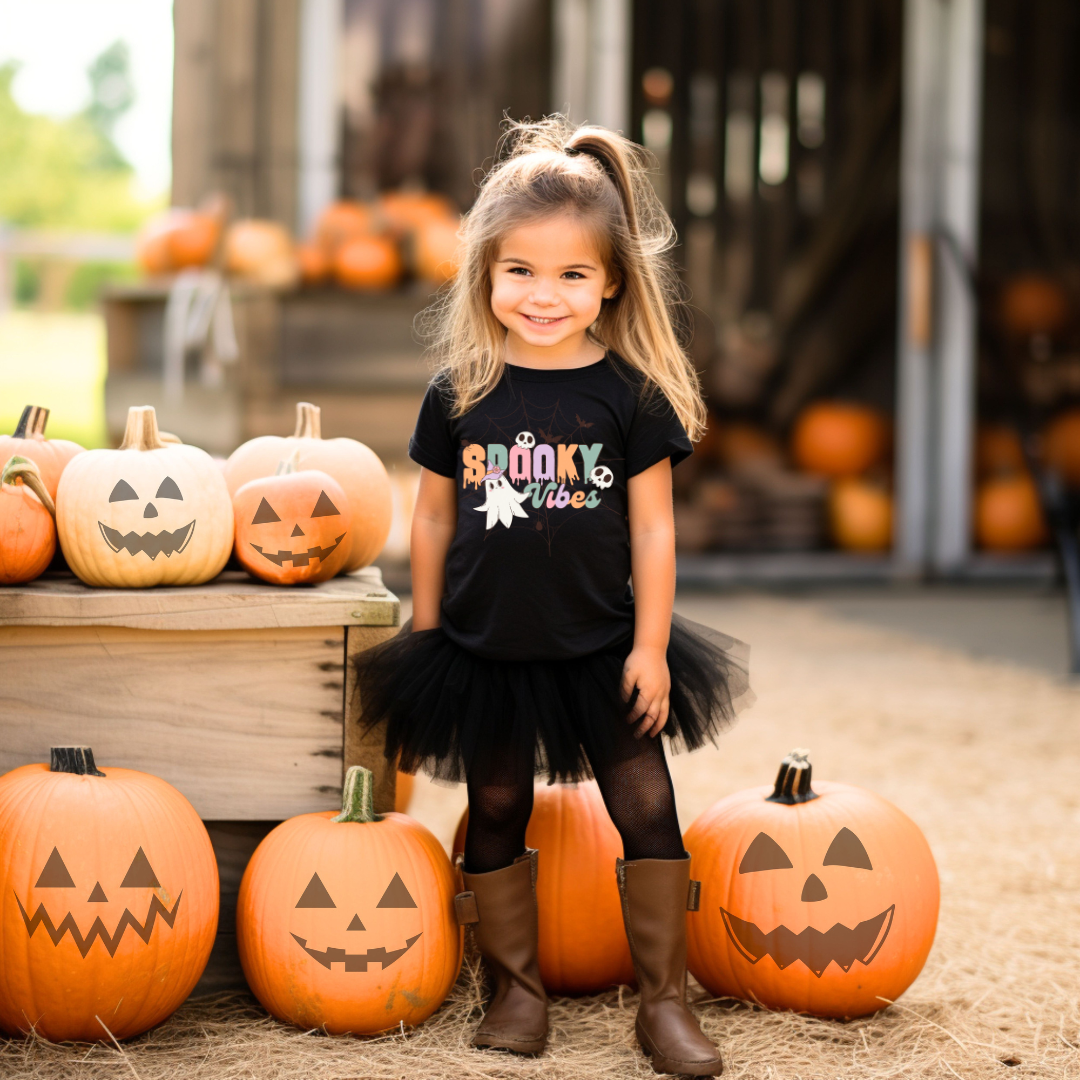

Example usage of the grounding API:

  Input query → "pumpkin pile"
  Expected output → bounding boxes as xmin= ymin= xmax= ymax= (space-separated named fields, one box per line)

xmin=0 ymin=746 xmax=219 ymax=1041
xmin=684 ymin=749 xmax=939 ymax=1019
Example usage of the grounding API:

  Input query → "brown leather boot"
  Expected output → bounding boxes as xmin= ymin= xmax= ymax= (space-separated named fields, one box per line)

xmin=457 ymin=849 xmax=548 ymax=1054
xmin=617 ymin=856 xmax=723 ymax=1076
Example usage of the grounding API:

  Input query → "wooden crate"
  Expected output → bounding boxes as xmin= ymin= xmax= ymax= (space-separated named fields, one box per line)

xmin=0 ymin=567 xmax=400 ymax=992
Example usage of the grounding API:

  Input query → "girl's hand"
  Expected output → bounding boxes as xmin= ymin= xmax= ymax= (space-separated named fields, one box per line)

xmin=621 ymin=645 xmax=671 ymax=738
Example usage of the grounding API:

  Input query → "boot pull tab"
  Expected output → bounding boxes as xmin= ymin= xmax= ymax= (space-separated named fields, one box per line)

xmin=454 ymin=890 xmax=480 ymax=925
xmin=687 ymin=879 xmax=701 ymax=912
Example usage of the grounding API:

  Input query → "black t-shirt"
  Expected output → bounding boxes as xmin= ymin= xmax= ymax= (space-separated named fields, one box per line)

xmin=408 ymin=353 xmax=694 ymax=661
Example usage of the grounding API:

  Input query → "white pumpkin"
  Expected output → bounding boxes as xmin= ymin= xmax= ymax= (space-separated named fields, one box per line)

xmin=57 ymin=406 xmax=234 ymax=587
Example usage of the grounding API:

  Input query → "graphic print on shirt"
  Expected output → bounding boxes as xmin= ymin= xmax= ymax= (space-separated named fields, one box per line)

xmin=463 ymin=429 xmax=607 ymax=531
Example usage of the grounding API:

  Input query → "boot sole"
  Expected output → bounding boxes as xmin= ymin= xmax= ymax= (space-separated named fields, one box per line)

xmin=472 ymin=1034 xmax=547 ymax=1055
xmin=636 ymin=1018 xmax=723 ymax=1077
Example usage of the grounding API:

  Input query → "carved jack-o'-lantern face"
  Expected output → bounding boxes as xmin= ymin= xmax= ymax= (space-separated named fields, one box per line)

xmin=721 ymin=826 xmax=892 ymax=978
xmin=290 ymin=869 xmax=421 ymax=972
xmin=233 ymin=466 xmax=352 ymax=584
xmin=100 ymin=475 xmax=194 ymax=559
xmin=17 ymin=846 xmax=180 ymax=958
xmin=685 ymin=751 xmax=940 ymax=1019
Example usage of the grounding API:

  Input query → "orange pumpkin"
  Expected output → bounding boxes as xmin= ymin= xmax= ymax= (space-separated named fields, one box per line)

xmin=377 ymin=190 xmax=457 ymax=236
xmin=0 ymin=456 xmax=56 ymax=585
xmin=0 ymin=746 xmax=219 ymax=1041
xmin=975 ymin=472 xmax=1047 ymax=551
xmin=314 ymin=200 xmax=375 ymax=256
xmin=717 ymin=423 xmax=784 ymax=474
xmin=233 ymin=454 xmax=352 ymax=585
xmin=0 ymin=405 xmax=85 ymax=500
xmin=828 ymin=477 xmax=893 ymax=552
xmin=224 ymin=402 xmax=392 ymax=572
xmin=136 ymin=207 xmax=222 ymax=275
xmin=224 ymin=219 xmax=299 ymax=289
xmin=999 ymin=274 xmax=1070 ymax=339
xmin=335 ymin=234 xmax=403 ymax=291
xmin=792 ymin=402 xmax=889 ymax=478
xmin=237 ymin=765 xmax=461 ymax=1035
xmin=296 ymin=242 xmax=331 ymax=286
xmin=685 ymin=750 xmax=939 ymax=1019
xmin=414 ymin=217 xmax=462 ymax=284
xmin=1042 ymin=409 xmax=1080 ymax=487
xmin=452 ymin=781 xmax=635 ymax=995
xmin=976 ymin=424 xmax=1026 ymax=478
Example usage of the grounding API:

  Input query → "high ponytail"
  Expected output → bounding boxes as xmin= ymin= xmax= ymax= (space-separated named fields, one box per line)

xmin=421 ymin=116 xmax=707 ymax=441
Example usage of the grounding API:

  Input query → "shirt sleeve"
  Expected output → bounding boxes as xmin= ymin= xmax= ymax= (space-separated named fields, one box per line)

xmin=408 ymin=377 xmax=458 ymax=478
xmin=625 ymin=388 xmax=694 ymax=477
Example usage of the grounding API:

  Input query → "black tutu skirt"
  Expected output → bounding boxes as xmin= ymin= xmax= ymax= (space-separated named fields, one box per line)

xmin=353 ymin=613 xmax=754 ymax=784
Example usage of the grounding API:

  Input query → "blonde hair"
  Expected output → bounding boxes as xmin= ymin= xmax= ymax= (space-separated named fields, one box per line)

xmin=420 ymin=116 xmax=707 ymax=441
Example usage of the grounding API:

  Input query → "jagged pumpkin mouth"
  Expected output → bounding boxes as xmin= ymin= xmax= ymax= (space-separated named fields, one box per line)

xmin=99 ymin=521 xmax=195 ymax=559
xmin=15 ymin=893 xmax=183 ymax=958
xmin=251 ymin=534 xmax=346 ymax=568
xmin=291 ymin=931 xmax=422 ymax=972
xmin=720 ymin=905 xmax=894 ymax=978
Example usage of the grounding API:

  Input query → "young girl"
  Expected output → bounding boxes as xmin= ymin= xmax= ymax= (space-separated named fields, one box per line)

xmin=357 ymin=118 xmax=752 ymax=1076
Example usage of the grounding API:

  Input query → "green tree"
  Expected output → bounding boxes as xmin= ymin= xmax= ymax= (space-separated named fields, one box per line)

xmin=0 ymin=46 xmax=156 ymax=233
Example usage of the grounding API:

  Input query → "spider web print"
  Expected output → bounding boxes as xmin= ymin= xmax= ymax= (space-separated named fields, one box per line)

xmin=464 ymin=387 xmax=624 ymax=557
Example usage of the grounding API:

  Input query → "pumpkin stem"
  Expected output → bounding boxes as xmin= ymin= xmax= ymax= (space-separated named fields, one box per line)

xmin=13 ymin=405 xmax=49 ymax=439
xmin=2 ymin=456 xmax=55 ymax=518
xmin=332 ymin=765 xmax=379 ymax=823
xmin=276 ymin=448 xmax=301 ymax=476
xmin=293 ymin=402 xmax=322 ymax=440
xmin=50 ymin=747 xmax=106 ymax=776
xmin=766 ymin=748 xmax=819 ymax=805
xmin=119 ymin=406 xmax=167 ymax=451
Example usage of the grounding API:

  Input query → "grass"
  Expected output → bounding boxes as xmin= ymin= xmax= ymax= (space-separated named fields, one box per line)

xmin=0 ymin=311 xmax=108 ymax=448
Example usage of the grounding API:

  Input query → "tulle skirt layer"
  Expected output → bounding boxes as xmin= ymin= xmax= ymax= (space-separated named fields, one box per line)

xmin=353 ymin=613 xmax=754 ymax=784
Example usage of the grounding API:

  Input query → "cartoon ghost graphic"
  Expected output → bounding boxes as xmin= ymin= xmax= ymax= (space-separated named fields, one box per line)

xmin=474 ymin=465 xmax=529 ymax=530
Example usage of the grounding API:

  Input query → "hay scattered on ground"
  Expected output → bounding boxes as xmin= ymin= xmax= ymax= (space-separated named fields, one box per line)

xmin=3 ymin=594 xmax=1079 ymax=1079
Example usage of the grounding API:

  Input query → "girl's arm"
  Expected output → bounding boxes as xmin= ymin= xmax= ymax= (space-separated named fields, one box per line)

xmin=410 ymin=468 xmax=458 ymax=631
xmin=623 ymin=457 xmax=676 ymax=737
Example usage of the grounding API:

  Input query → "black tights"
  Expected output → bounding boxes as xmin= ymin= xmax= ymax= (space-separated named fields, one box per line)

xmin=464 ymin=729 xmax=685 ymax=874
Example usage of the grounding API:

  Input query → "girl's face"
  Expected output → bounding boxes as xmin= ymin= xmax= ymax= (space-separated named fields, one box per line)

xmin=490 ymin=213 xmax=617 ymax=360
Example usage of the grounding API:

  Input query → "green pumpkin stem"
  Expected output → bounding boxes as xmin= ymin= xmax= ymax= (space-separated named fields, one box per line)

xmin=333 ymin=765 xmax=379 ymax=823
xmin=766 ymin=748 xmax=819 ymax=805
xmin=293 ymin=402 xmax=321 ymax=440
xmin=50 ymin=747 xmax=106 ymax=776
xmin=2 ymin=456 xmax=55 ymax=518
xmin=119 ymin=406 xmax=166 ymax=452
xmin=13 ymin=405 xmax=49 ymax=439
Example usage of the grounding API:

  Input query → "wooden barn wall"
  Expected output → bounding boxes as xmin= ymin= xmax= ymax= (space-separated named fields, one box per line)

xmin=172 ymin=0 xmax=301 ymax=228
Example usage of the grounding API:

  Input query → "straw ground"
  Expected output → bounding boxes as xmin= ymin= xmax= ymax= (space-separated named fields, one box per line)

xmin=2 ymin=593 xmax=1078 ymax=1078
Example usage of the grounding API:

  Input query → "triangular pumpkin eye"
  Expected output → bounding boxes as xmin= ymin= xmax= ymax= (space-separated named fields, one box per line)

xmin=252 ymin=497 xmax=281 ymax=524
xmin=822 ymin=827 xmax=873 ymax=870
xmin=739 ymin=832 xmax=794 ymax=873
xmin=155 ymin=476 xmax=183 ymax=500
xmin=311 ymin=491 xmax=341 ymax=518
xmin=121 ymin=848 xmax=161 ymax=888
xmin=109 ymin=479 xmax=139 ymax=502
xmin=376 ymin=873 xmax=417 ymax=908
xmin=36 ymin=847 xmax=76 ymax=888
xmin=295 ymin=872 xmax=336 ymax=908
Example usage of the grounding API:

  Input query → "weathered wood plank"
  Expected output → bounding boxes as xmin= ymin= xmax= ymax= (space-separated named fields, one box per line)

xmin=344 ymin=624 xmax=399 ymax=815
xmin=0 ymin=568 xmax=399 ymax=631
xmin=0 ymin=626 xmax=346 ymax=819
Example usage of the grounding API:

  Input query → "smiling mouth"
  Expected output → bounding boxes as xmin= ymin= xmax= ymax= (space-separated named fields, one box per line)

xmin=251 ymin=534 xmax=346 ymax=567
xmin=720 ymin=905 xmax=894 ymax=978
xmin=522 ymin=314 xmax=567 ymax=325
xmin=291 ymin=931 xmax=422 ymax=972
xmin=99 ymin=521 xmax=195 ymax=559
xmin=17 ymin=892 xmax=183 ymax=959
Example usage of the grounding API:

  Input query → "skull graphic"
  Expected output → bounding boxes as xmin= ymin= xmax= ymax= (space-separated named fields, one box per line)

xmin=588 ymin=466 xmax=614 ymax=490
xmin=515 ymin=431 xmax=536 ymax=450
